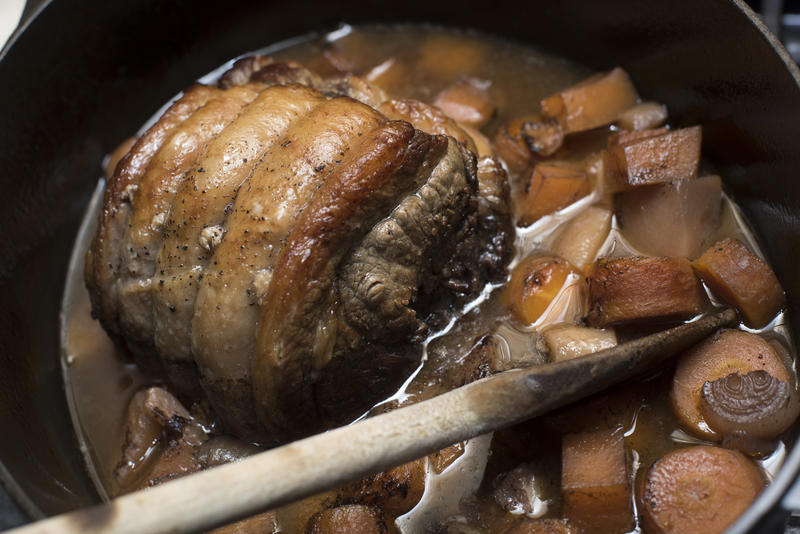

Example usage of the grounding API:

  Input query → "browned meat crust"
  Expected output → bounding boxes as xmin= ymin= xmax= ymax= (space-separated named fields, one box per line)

xmin=86 ymin=56 xmax=513 ymax=443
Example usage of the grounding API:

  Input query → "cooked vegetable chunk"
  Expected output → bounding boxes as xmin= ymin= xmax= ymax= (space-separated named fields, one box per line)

xmin=561 ymin=427 xmax=632 ymax=534
xmin=542 ymin=323 xmax=617 ymax=362
xmin=541 ymin=67 xmax=639 ymax=133
xmin=639 ymin=446 xmax=763 ymax=534
xmin=671 ymin=330 xmax=792 ymax=439
xmin=507 ymin=255 xmax=579 ymax=325
xmin=494 ymin=116 xmax=564 ymax=175
xmin=616 ymin=175 xmax=721 ymax=259
xmin=518 ymin=162 xmax=590 ymax=226
xmin=493 ymin=463 xmax=547 ymax=516
xmin=418 ymin=33 xmax=486 ymax=78
xmin=693 ymin=238 xmax=785 ymax=327
xmin=451 ymin=334 xmax=510 ymax=386
xmin=345 ymin=458 xmax=426 ymax=515
xmin=552 ymin=206 xmax=612 ymax=270
xmin=608 ymin=126 xmax=669 ymax=147
xmin=306 ymin=505 xmax=387 ymax=534
xmin=602 ymin=126 xmax=701 ymax=191
xmin=434 ymin=77 xmax=495 ymax=128
xmin=616 ymin=101 xmax=668 ymax=131
xmin=701 ymin=370 xmax=800 ymax=441
xmin=587 ymin=256 xmax=705 ymax=327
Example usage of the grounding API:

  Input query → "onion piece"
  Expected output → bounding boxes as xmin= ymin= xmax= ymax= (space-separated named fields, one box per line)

xmin=700 ymin=370 xmax=800 ymax=440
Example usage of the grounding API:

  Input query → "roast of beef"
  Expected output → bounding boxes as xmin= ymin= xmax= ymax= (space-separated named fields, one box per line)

xmin=85 ymin=56 xmax=513 ymax=444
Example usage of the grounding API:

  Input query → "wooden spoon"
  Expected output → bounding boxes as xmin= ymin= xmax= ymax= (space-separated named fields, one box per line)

xmin=10 ymin=308 xmax=737 ymax=534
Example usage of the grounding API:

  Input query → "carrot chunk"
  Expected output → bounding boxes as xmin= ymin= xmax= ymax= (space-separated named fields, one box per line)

xmin=639 ymin=446 xmax=764 ymax=534
xmin=608 ymin=127 xmax=669 ymax=147
xmin=587 ymin=256 xmax=705 ymax=327
xmin=671 ymin=329 xmax=792 ymax=439
xmin=506 ymin=255 xmax=580 ymax=325
xmin=434 ymin=77 xmax=495 ymax=129
xmin=365 ymin=57 xmax=408 ymax=95
xmin=602 ymin=126 xmax=701 ymax=191
xmin=693 ymin=238 xmax=785 ymax=327
xmin=562 ymin=427 xmax=632 ymax=534
xmin=616 ymin=175 xmax=721 ymax=259
xmin=518 ymin=162 xmax=590 ymax=226
xmin=493 ymin=116 xmax=564 ymax=176
xmin=541 ymin=67 xmax=640 ymax=133
xmin=418 ymin=33 xmax=486 ymax=78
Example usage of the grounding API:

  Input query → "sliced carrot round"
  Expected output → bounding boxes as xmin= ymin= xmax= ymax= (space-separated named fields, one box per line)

xmin=671 ymin=329 xmax=791 ymax=440
xmin=640 ymin=446 xmax=763 ymax=534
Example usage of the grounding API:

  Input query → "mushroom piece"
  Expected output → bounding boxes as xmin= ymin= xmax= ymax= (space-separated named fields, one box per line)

xmin=197 ymin=436 xmax=261 ymax=468
xmin=700 ymin=370 xmax=800 ymax=440
xmin=493 ymin=463 xmax=549 ymax=517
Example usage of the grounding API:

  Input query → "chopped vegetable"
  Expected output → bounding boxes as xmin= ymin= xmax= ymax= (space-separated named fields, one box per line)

xmin=542 ymin=323 xmax=617 ymax=362
xmin=639 ymin=446 xmax=764 ymax=534
xmin=418 ymin=33 xmax=486 ymax=78
xmin=552 ymin=206 xmax=612 ymax=270
xmin=671 ymin=329 xmax=792 ymax=439
xmin=493 ymin=463 xmax=548 ymax=517
xmin=461 ymin=124 xmax=494 ymax=157
xmin=365 ymin=57 xmax=408 ymax=94
xmin=518 ymin=162 xmax=590 ymax=226
xmin=616 ymin=175 xmax=721 ymax=259
xmin=693 ymin=237 xmax=785 ymax=327
xmin=434 ymin=77 xmax=495 ymax=128
xmin=608 ymin=126 xmax=669 ymax=146
xmin=507 ymin=255 xmax=579 ymax=325
xmin=113 ymin=390 xmax=164 ymax=489
xmin=505 ymin=519 xmax=574 ymax=534
xmin=494 ymin=116 xmax=564 ymax=176
xmin=616 ymin=101 xmax=668 ymax=131
xmin=306 ymin=504 xmax=387 ymax=534
xmin=541 ymin=67 xmax=640 ymax=133
xmin=587 ymin=256 xmax=705 ymax=327
xmin=602 ymin=126 xmax=701 ymax=191
xmin=720 ymin=430 xmax=778 ymax=458
xmin=452 ymin=334 xmax=509 ymax=386
xmin=347 ymin=458 xmax=426 ymax=515
xmin=700 ymin=370 xmax=800 ymax=440
xmin=561 ymin=427 xmax=632 ymax=534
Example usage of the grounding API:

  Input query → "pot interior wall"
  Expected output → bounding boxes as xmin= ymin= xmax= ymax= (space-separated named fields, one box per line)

xmin=1 ymin=0 xmax=799 ymax=528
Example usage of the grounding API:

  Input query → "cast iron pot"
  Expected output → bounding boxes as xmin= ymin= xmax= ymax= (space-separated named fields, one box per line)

xmin=2 ymin=0 xmax=800 ymax=531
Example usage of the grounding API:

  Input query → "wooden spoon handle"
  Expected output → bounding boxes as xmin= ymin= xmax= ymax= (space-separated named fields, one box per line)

xmin=10 ymin=308 xmax=737 ymax=534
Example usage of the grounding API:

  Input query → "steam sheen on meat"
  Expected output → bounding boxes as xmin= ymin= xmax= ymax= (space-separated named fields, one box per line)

xmin=85 ymin=57 xmax=513 ymax=443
